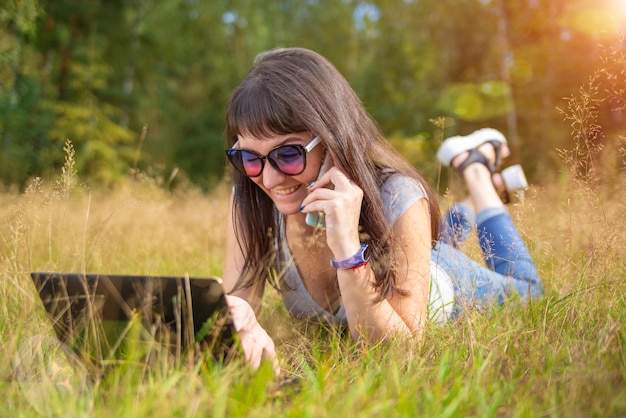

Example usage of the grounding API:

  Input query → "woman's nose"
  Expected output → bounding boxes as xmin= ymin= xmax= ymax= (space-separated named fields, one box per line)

xmin=261 ymin=163 xmax=286 ymax=189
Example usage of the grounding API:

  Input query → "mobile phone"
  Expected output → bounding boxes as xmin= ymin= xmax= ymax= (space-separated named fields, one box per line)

xmin=305 ymin=154 xmax=333 ymax=229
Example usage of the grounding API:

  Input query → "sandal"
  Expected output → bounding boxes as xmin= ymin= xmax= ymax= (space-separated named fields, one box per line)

xmin=436 ymin=128 xmax=507 ymax=167
xmin=438 ymin=129 xmax=528 ymax=203
xmin=456 ymin=152 xmax=528 ymax=204
xmin=454 ymin=140 xmax=504 ymax=174
xmin=453 ymin=143 xmax=510 ymax=202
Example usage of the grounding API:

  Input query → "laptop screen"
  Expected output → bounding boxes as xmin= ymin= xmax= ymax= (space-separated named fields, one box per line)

xmin=29 ymin=272 xmax=237 ymax=364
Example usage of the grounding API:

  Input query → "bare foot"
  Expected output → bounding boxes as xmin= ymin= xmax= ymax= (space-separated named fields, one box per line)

xmin=451 ymin=142 xmax=511 ymax=203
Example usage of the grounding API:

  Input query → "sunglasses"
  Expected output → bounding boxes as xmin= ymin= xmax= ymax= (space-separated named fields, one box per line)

xmin=225 ymin=136 xmax=322 ymax=177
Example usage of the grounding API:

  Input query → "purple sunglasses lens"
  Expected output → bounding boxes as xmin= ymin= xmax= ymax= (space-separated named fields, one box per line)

xmin=268 ymin=145 xmax=306 ymax=175
xmin=240 ymin=151 xmax=264 ymax=176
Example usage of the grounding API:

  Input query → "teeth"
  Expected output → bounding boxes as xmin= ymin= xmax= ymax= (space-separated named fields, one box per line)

xmin=274 ymin=185 xmax=300 ymax=195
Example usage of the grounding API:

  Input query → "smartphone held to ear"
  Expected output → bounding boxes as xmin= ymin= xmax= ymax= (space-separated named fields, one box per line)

xmin=305 ymin=211 xmax=326 ymax=229
xmin=305 ymin=153 xmax=333 ymax=230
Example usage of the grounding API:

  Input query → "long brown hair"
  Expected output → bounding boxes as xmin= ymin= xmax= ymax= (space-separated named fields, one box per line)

xmin=225 ymin=47 xmax=440 ymax=297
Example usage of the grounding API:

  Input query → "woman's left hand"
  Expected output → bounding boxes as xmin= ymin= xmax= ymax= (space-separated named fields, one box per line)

xmin=300 ymin=167 xmax=364 ymax=260
xmin=225 ymin=295 xmax=280 ymax=375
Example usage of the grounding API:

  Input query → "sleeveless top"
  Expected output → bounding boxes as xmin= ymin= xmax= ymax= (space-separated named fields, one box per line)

xmin=276 ymin=171 xmax=454 ymax=326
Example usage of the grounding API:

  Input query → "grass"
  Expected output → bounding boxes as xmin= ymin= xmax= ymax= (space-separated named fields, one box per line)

xmin=1 ymin=149 xmax=624 ymax=417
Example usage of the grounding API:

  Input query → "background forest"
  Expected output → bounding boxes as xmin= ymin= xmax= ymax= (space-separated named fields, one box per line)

xmin=1 ymin=0 xmax=625 ymax=189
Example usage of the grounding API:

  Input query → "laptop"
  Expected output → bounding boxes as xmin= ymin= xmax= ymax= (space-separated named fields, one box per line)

xmin=29 ymin=272 xmax=238 ymax=367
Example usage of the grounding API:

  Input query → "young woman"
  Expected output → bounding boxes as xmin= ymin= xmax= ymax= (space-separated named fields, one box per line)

xmin=221 ymin=48 xmax=544 ymax=373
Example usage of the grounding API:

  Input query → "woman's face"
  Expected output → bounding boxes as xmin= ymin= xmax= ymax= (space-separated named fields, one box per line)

xmin=237 ymin=131 xmax=325 ymax=216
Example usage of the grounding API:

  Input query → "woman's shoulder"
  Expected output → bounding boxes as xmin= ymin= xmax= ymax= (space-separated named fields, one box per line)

xmin=380 ymin=169 xmax=427 ymax=198
xmin=379 ymin=169 xmax=428 ymax=226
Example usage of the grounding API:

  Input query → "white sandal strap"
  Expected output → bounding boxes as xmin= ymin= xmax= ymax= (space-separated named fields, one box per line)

xmin=436 ymin=128 xmax=507 ymax=166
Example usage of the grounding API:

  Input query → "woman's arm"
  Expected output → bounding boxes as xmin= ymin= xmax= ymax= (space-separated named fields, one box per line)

xmin=301 ymin=168 xmax=432 ymax=342
xmin=337 ymin=198 xmax=431 ymax=342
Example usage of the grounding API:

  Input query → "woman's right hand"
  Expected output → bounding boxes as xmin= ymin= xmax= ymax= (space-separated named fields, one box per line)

xmin=301 ymin=167 xmax=364 ymax=261
xmin=225 ymin=295 xmax=280 ymax=375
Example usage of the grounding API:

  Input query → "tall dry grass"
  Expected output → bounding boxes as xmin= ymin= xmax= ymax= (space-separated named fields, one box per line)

xmin=1 ymin=135 xmax=624 ymax=416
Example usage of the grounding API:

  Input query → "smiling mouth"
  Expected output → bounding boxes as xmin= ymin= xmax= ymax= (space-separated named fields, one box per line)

xmin=273 ymin=185 xmax=301 ymax=195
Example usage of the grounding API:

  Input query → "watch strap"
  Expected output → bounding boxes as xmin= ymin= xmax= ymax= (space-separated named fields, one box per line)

xmin=331 ymin=243 xmax=370 ymax=269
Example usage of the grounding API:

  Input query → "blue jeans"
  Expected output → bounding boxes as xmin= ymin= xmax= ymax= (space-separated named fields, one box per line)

xmin=434 ymin=203 xmax=544 ymax=317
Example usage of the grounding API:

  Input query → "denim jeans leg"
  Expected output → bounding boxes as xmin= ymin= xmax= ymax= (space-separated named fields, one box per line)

xmin=439 ymin=203 xmax=475 ymax=249
xmin=433 ymin=243 xmax=508 ymax=316
xmin=433 ymin=209 xmax=544 ymax=318
xmin=476 ymin=211 xmax=544 ymax=300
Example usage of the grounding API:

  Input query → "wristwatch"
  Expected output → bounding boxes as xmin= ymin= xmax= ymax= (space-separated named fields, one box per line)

xmin=331 ymin=243 xmax=370 ymax=269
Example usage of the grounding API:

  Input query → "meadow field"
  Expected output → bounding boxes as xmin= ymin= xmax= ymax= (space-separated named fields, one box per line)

xmin=1 ymin=142 xmax=625 ymax=417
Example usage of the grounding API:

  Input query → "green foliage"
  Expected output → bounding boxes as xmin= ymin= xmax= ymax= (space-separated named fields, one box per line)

xmin=388 ymin=132 xmax=443 ymax=184
xmin=0 ymin=0 xmax=42 ymax=90
xmin=436 ymin=81 xmax=514 ymax=121
xmin=0 ymin=0 xmax=46 ymax=186
xmin=1 ymin=0 xmax=624 ymax=189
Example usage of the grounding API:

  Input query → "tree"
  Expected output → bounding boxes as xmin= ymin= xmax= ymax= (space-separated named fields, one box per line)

xmin=0 ymin=0 xmax=45 ymax=186
xmin=1 ymin=0 xmax=622 ymax=188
